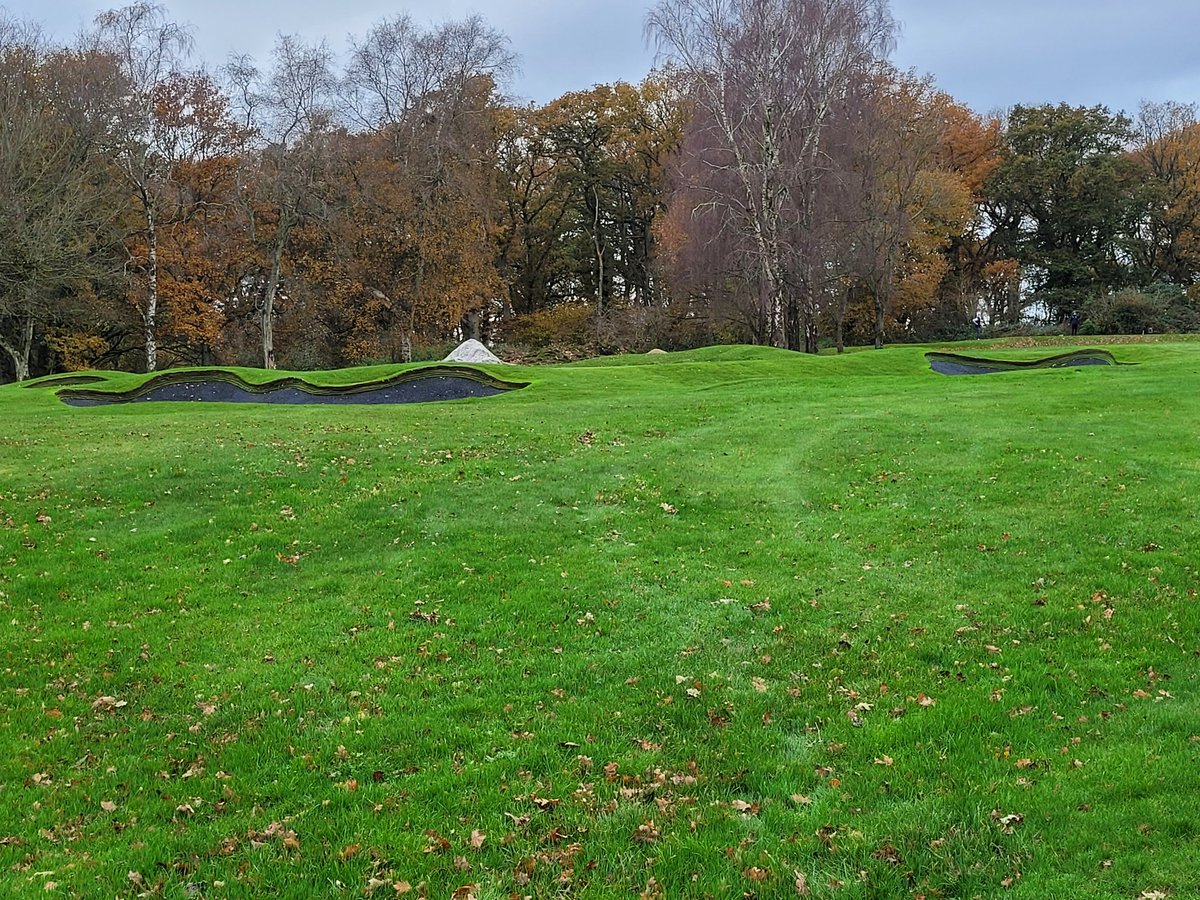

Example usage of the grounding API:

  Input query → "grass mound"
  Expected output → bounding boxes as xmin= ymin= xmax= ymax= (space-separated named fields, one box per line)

xmin=0 ymin=343 xmax=1196 ymax=897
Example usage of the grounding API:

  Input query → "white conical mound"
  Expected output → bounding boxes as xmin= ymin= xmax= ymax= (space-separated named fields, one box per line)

xmin=444 ymin=339 xmax=505 ymax=364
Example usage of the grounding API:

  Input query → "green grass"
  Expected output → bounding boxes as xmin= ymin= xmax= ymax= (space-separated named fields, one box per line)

xmin=1 ymin=343 xmax=1197 ymax=898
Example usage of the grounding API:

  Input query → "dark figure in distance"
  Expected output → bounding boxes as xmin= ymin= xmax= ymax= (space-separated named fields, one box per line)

xmin=1069 ymin=311 xmax=1080 ymax=336
xmin=973 ymin=317 xmax=982 ymax=338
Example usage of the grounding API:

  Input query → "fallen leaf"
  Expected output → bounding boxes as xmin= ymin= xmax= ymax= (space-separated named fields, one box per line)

xmin=633 ymin=819 xmax=660 ymax=843
xmin=469 ymin=830 xmax=486 ymax=850
xmin=874 ymin=755 xmax=894 ymax=766
xmin=101 ymin=800 xmax=117 ymax=812
xmin=337 ymin=843 xmax=360 ymax=861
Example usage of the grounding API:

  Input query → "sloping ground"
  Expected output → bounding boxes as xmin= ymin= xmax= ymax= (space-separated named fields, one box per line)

xmin=57 ymin=365 xmax=527 ymax=406
xmin=926 ymin=347 xmax=1119 ymax=375
xmin=21 ymin=374 xmax=107 ymax=388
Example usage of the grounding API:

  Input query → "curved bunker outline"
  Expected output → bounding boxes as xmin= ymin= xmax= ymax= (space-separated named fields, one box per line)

xmin=926 ymin=348 xmax=1119 ymax=376
xmin=24 ymin=374 xmax=109 ymax=389
xmin=58 ymin=365 xmax=529 ymax=407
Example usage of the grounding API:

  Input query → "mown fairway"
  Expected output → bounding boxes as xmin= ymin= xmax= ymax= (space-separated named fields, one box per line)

xmin=1 ymin=343 xmax=1197 ymax=899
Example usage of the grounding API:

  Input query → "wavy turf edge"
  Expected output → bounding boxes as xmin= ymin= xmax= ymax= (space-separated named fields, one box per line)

xmin=926 ymin=348 xmax=1119 ymax=375
xmin=22 ymin=374 xmax=109 ymax=388
xmin=56 ymin=365 xmax=529 ymax=404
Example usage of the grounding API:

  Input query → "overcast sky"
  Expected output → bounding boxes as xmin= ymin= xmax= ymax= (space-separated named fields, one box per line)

xmin=3 ymin=0 xmax=1200 ymax=116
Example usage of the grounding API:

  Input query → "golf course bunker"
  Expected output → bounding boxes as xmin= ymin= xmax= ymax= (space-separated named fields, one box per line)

xmin=926 ymin=348 xmax=1118 ymax=375
xmin=58 ymin=366 xmax=527 ymax=407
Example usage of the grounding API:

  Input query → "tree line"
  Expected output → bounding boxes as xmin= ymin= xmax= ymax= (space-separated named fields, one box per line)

xmin=3 ymin=0 xmax=1200 ymax=382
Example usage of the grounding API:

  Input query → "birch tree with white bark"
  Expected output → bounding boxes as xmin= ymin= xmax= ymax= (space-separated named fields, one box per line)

xmin=90 ymin=2 xmax=192 ymax=372
xmin=647 ymin=0 xmax=893 ymax=350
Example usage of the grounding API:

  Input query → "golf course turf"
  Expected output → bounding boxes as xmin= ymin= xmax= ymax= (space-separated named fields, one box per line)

xmin=0 ymin=342 xmax=1196 ymax=898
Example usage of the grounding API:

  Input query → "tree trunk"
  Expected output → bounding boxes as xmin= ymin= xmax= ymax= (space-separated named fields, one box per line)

xmin=0 ymin=315 xmax=35 ymax=382
xmin=835 ymin=298 xmax=846 ymax=354
xmin=593 ymin=185 xmax=605 ymax=319
xmin=464 ymin=309 xmax=481 ymax=341
xmin=874 ymin=290 xmax=887 ymax=350
xmin=260 ymin=225 xmax=288 ymax=370
xmin=145 ymin=199 xmax=159 ymax=372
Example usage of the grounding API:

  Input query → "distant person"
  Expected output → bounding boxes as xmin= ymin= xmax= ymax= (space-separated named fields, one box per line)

xmin=973 ymin=317 xmax=982 ymax=338
xmin=1069 ymin=311 xmax=1080 ymax=336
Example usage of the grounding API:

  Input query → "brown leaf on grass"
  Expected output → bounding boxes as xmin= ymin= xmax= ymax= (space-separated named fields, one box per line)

xmin=991 ymin=809 xmax=1024 ymax=834
xmin=337 ymin=843 xmax=361 ymax=861
xmin=915 ymin=693 xmax=936 ymax=707
xmin=450 ymin=885 xmax=479 ymax=900
xmin=424 ymin=830 xmax=451 ymax=854
xmin=100 ymin=800 xmax=117 ymax=812
xmin=632 ymin=820 xmax=660 ymax=843
xmin=872 ymin=843 xmax=902 ymax=865
xmin=751 ymin=676 xmax=768 ymax=693
xmin=633 ymin=738 xmax=662 ymax=751
xmin=469 ymin=830 xmax=486 ymax=850
xmin=874 ymin=755 xmax=894 ymax=766
xmin=91 ymin=695 xmax=127 ymax=713
xmin=794 ymin=870 xmax=809 ymax=894
xmin=745 ymin=866 xmax=770 ymax=882
xmin=731 ymin=799 xmax=760 ymax=815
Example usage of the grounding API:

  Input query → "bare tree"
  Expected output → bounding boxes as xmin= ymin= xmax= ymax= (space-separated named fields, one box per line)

xmin=833 ymin=68 xmax=951 ymax=348
xmin=647 ymin=0 xmax=893 ymax=351
xmin=0 ymin=19 xmax=124 ymax=381
xmin=226 ymin=35 xmax=335 ymax=369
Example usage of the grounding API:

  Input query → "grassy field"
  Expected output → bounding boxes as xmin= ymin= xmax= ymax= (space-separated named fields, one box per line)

xmin=1 ymin=342 xmax=1197 ymax=898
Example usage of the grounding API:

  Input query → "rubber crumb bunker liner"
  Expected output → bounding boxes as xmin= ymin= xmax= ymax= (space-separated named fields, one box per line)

xmin=925 ymin=348 xmax=1119 ymax=375
xmin=56 ymin=365 xmax=528 ymax=406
